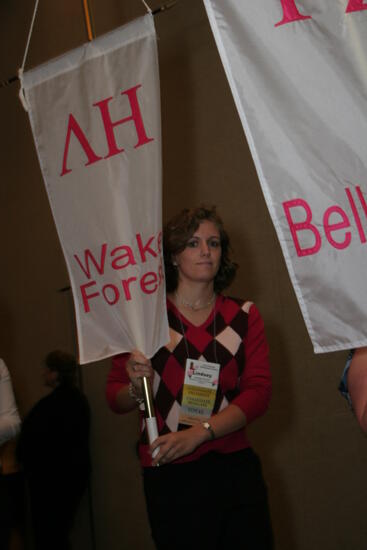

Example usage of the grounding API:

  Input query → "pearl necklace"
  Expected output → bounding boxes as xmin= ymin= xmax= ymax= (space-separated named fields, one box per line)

xmin=174 ymin=291 xmax=216 ymax=311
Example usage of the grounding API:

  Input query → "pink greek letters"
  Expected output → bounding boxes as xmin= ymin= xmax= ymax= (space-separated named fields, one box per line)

xmin=275 ymin=0 xmax=312 ymax=27
xmin=275 ymin=0 xmax=367 ymax=27
xmin=346 ymin=0 xmax=367 ymax=13
xmin=60 ymin=84 xmax=153 ymax=176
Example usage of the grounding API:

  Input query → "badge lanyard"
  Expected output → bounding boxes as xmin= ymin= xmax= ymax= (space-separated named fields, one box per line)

xmin=177 ymin=305 xmax=220 ymax=426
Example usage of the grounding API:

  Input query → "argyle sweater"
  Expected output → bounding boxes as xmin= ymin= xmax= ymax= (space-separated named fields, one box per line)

xmin=106 ymin=295 xmax=271 ymax=467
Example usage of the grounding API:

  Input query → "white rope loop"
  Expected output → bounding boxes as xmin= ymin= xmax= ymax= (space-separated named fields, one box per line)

xmin=141 ymin=0 xmax=152 ymax=14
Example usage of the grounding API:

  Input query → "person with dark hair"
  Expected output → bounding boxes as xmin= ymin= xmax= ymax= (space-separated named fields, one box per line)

xmin=17 ymin=351 xmax=90 ymax=550
xmin=106 ymin=206 xmax=273 ymax=549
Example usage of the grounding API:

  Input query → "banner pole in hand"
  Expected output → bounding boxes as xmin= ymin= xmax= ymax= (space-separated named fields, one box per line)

xmin=142 ymin=376 xmax=159 ymax=458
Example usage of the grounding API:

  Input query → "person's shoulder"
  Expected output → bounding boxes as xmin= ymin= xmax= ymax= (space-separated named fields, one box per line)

xmin=54 ymin=386 xmax=90 ymax=417
xmin=217 ymin=295 xmax=257 ymax=328
xmin=57 ymin=384 xmax=87 ymax=400
xmin=219 ymin=294 xmax=254 ymax=313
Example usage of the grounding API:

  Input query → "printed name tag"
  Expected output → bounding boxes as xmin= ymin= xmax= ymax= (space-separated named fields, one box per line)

xmin=179 ymin=358 xmax=220 ymax=426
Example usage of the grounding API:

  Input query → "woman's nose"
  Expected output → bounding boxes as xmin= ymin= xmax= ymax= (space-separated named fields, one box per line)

xmin=200 ymin=242 xmax=210 ymax=256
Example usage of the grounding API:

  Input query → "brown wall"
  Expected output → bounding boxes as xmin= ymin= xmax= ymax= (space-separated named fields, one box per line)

xmin=1 ymin=1 xmax=366 ymax=549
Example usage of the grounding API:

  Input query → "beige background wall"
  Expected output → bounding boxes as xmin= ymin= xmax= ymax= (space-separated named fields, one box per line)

xmin=1 ymin=1 xmax=366 ymax=549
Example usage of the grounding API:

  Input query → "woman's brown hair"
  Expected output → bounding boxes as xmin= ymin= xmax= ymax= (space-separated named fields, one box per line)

xmin=163 ymin=205 xmax=238 ymax=293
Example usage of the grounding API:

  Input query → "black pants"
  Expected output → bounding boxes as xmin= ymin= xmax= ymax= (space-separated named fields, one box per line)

xmin=143 ymin=448 xmax=274 ymax=550
xmin=28 ymin=475 xmax=86 ymax=550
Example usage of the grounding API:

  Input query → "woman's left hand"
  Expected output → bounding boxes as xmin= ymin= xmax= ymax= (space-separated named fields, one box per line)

xmin=150 ymin=425 xmax=209 ymax=467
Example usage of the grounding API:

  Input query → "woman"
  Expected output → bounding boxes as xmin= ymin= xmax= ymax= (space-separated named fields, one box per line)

xmin=106 ymin=206 xmax=273 ymax=549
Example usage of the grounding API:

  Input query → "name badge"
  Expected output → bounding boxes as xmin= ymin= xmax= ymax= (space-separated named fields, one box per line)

xmin=179 ymin=359 xmax=220 ymax=426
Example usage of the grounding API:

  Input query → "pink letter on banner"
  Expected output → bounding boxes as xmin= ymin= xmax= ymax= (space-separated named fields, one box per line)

xmin=80 ymin=281 xmax=99 ymax=313
xmin=60 ymin=114 xmax=102 ymax=176
xmin=283 ymin=199 xmax=321 ymax=257
xmin=323 ymin=206 xmax=351 ymax=249
xmin=345 ymin=187 xmax=366 ymax=244
xmin=136 ymin=233 xmax=158 ymax=262
xmin=275 ymin=0 xmax=312 ymax=27
xmin=140 ymin=272 xmax=158 ymax=294
xmin=74 ymin=245 xmax=108 ymax=280
xmin=356 ymin=186 xmax=367 ymax=219
xmin=102 ymin=284 xmax=120 ymax=306
xmin=346 ymin=0 xmax=367 ymax=13
xmin=94 ymin=85 xmax=154 ymax=160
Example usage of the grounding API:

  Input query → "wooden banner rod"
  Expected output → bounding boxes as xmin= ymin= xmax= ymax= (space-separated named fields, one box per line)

xmin=152 ymin=1 xmax=177 ymax=15
xmin=82 ymin=0 xmax=95 ymax=41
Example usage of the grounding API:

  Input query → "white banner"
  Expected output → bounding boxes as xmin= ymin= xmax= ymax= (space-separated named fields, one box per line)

xmin=203 ymin=0 xmax=367 ymax=353
xmin=21 ymin=15 xmax=169 ymax=364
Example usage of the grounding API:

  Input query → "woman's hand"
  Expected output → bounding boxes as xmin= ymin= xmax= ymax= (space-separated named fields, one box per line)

xmin=150 ymin=404 xmax=248 ymax=465
xmin=126 ymin=350 xmax=153 ymax=396
xmin=150 ymin=425 xmax=210 ymax=467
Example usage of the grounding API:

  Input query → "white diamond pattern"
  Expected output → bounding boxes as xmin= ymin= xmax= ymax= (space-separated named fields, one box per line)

xmin=152 ymin=370 xmax=161 ymax=397
xmin=218 ymin=395 xmax=229 ymax=412
xmin=166 ymin=327 xmax=183 ymax=353
xmin=165 ymin=401 xmax=181 ymax=432
xmin=216 ymin=326 xmax=242 ymax=356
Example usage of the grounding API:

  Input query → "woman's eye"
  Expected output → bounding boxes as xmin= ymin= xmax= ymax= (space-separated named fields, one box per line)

xmin=209 ymin=240 xmax=220 ymax=248
xmin=187 ymin=240 xmax=198 ymax=248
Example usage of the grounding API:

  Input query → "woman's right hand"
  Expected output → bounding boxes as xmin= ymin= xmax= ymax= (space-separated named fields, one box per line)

xmin=126 ymin=350 xmax=153 ymax=394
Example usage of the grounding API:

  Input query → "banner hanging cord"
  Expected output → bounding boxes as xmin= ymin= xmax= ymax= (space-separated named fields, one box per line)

xmin=1 ymin=0 xmax=178 ymax=90
xmin=141 ymin=0 xmax=152 ymax=14
xmin=19 ymin=0 xmax=40 ymax=77
xmin=18 ymin=0 xmax=40 ymax=110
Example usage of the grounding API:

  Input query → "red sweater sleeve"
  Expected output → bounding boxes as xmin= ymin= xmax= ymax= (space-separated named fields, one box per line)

xmin=105 ymin=353 xmax=130 ymax=414
xmin=231 ymin=304 xmax=272 ymax=424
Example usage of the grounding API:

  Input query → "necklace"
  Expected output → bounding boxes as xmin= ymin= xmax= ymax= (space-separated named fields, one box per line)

xmin=176 ymin=300 xmax=218 ymax=364
xmin=174 ymin=291 xmax=216 ymax=311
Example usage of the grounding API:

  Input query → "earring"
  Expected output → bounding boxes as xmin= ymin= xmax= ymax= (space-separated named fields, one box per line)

xmin=172 ymin=261 xmax=178 ymax=266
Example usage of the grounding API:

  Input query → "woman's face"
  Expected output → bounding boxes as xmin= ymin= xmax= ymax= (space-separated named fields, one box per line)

xmin=174 ymin=220 xmax=222 ymax=286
